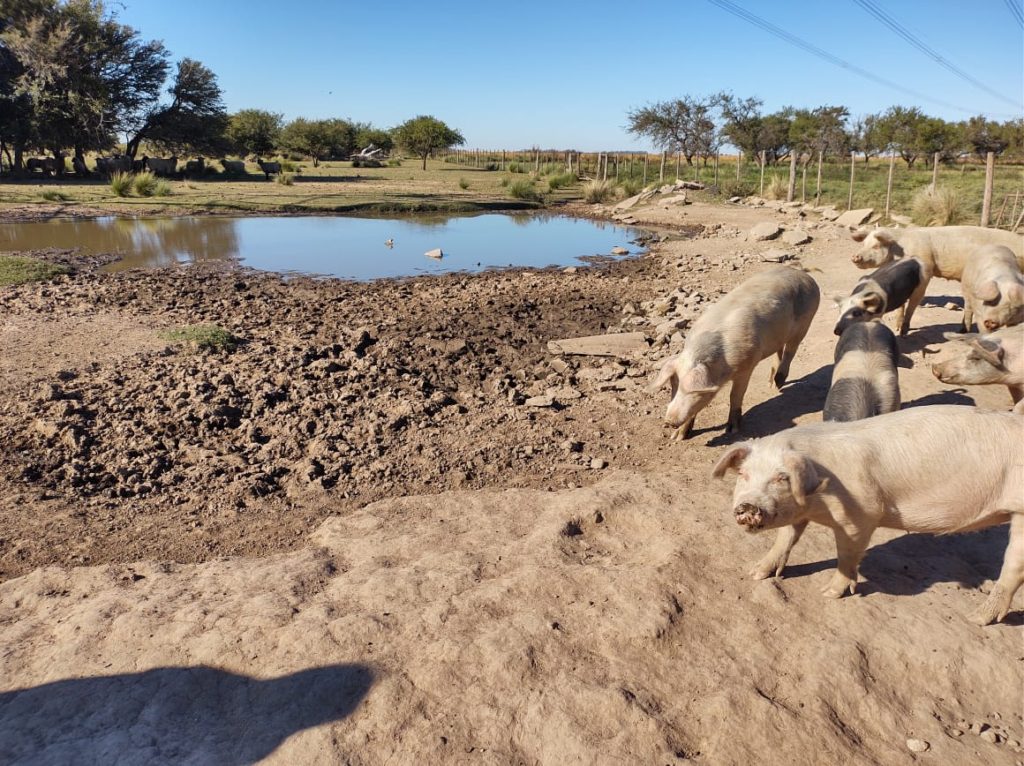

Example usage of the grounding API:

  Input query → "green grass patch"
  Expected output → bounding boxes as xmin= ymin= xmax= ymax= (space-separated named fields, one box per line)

xmin=507 ymin=178 xmax=542 ymax=202
xmin=39 ymin=189 xmax=69 ymax=202
xmin=547 ymin=172 xmax=577 ymax=191
xmin=0 ymin=255 xmax=69 ymax=286
xmin=109 ymin=172 xmax=133 ymax=197
xmin=616 ymin=178 xmax=641 ymax=198
xmin=153 ymin=179 xmax=172 ymax=197
xmin=159 ymin=324 xmax=238 ymax=352
xmin=582 ymin=179 xmax=615 ymax=203
xmin=275 ymin=171 xmax=295 ymax=186
xmin=458 ymin=177 xmax=470 ymax=190
xmin=133 ymin=171 xmax=158 ymax=197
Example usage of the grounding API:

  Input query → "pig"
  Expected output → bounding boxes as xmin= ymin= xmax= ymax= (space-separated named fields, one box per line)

xmin=960 ymin=244 xmax=1024 ymax=333
xmin=711 ymin=405 xmax=1024 ymax=625
xmin=823 ymin=321 xmax=900 ymax=421
xmin=833 ymin=257 xmax=923 ymax=336
xmin=650 ymin=266 xmax=819 ymax=439
xmin=932 ymin=324 xmax=1024 ymax=405
xmin=849 ymin=225 xmax=1024 ymax=275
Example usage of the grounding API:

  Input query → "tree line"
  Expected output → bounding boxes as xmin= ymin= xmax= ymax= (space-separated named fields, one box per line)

xmin=0 ymin=1 xmax=465 ymax=174
xmin=627 ymin=94 xmax=1024 ymax=169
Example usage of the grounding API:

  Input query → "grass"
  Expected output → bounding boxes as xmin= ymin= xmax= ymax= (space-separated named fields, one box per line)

xmin=458 ymin=177 xmax=470 ymax=190
xmin=39 ymin=190 xmax=69 ymax=201
xmin=582 ymin=179 xmax=616 ymax=204
xmin=616 ymin=178 xmax=642 ymax=198
xmin=109 ymin=172 xmax=133 ymax=197
xmin=763 ymin=175 xmax=787 ymax=200
xmin=275 ymin=171 xmax=295 ymax=186
xmin=546 ymin=172 xmax=577 ymax=191
xmin=911 ymin=185 xmax=966 ymax=226
xmin=0 ymin=254 xmax=69 ymax=286
xmin=159 ymin=324 xmax=238 ymax=352
xmin=153 ymin=179 xmax=172 ymax=197
xmin=507 ymin=178 xmax=542 ymax=202
xmin=133 ymin=171 xmax=158 ymax=197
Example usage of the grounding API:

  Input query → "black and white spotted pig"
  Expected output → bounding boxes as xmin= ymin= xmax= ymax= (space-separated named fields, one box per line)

xmin=823 ymin=321 xmax=900 ymax=422
xmin=833 ymin=257 xmax=924 ymax=337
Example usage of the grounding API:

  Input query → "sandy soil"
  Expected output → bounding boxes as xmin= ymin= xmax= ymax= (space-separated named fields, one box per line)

xmin=0 ymin=198 xmax=1020 ymax=764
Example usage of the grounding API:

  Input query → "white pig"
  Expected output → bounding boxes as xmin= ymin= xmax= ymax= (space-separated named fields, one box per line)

xmin=961 ymin=244 xmax=1024 ymax=332
xmin=932 ymin=324 xmax=1024 ymax=405
xmin=849 ymin=225 xmax=1024 ymax=276
xmin=650 ymin=267 xmax=820 ymax=438
xmin=711 ymin=405 xmax=1024 ymax=625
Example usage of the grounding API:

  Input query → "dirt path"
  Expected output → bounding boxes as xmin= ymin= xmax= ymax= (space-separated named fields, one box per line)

xmin=1 ymin=199 xmax=1020 ymax=763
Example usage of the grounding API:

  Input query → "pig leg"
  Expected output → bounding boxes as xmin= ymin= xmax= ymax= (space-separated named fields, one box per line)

xmin=823 ymin=524 xmax=875 ymax=598
xmin=671 ymin=415 xmax=697 ymax=441
xmin=898 ymin=280 xmax=929 ymax=336
xmin=972 ymin=513 xmax=1024 ymax=626
xmin=773 ymin=320 xmax=813 ymax=388
xmin=962 ymin=296 xmax=974 ymax=334
xmin=726 ymin=365 xmax=755 ymax=433
xmin=750 ymin=521 xmax=809 ymax=579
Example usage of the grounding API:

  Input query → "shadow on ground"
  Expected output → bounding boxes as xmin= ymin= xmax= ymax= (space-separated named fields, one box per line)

xmin=0 ymin=663 xmax=373 ymax=765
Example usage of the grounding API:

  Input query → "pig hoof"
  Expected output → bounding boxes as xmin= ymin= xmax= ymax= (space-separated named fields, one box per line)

xmin=971 ymin=587 xmax=1009 ymax=626
xmin=749 ymin=562 xmax=781 ymax=580
xmin=821 ymin=577 xmax=854 ymax=599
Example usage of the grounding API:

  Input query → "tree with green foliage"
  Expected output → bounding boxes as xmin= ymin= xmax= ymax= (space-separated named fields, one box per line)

xmin=352 ymin=122 xmax=393 ymax=153
xmin=626 ymin=95 xmax=720 ymax=165
xmin=790 ymin=106 xmax=849 ymax=164
xmin=393 ymin=115 xmax=464 ymax=170
xmin=850 ymin=113 xmax=885 ymax=162
xmin=226 ymin=108 xmax=282 ymax=157
xmin=717 ymin=93 xmax=763 ymax=158
xmin=277 ymin=117 xmax=354 ymax=165
xmin=962 ymin=115 xmax=1010 ymax=159
xmin=875 ymin=106 xmax=929 ymax=168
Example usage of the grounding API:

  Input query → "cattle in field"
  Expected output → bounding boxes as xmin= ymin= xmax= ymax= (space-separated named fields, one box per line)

xmin=256 ymin=160 xmax=281 ymax=180
xmin=184 ymin=157 xmax=205 ymax=176
xmin=95 ymin=156 xmax=131 ymax=176
xmin=144 ymin=156 xmax=178 ymax=177
xmin=220 ymin=159 xmax=246 ymax=174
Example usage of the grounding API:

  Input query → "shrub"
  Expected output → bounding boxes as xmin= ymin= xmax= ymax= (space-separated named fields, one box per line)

xmin=275 ymin=171 xmax=295 ymax=186
xmin=109 ymin=171 xmax=133 ymax=197
xmin=352 ymin=157 xmax=382 ymax=168
xmin=764 ymin=174 xmax=787 ymax=200
xmin=133 ymin=171 xmax=158 ymax=197
xmin=498 ymin=176 xmax=509 ymax=187
xmin=911 ymin=185 xmax=965 ymax=226
xmin=507 ymin=161 xmax=525 ymax=173
xmin=540 ymin=162 xmax=563 ymax=175
xmin=508 ymin=178 xmax=542 ymax=202
xmin=483 ymin=161 xmax=499 ymax=171
xmin=280 ymin=159 xmax=300 ymax=172
xmin=546 ymin=172 xmax=577 ymax=191
xmin=458 ymin=177 xmax=470 ymax=190
xmin=153 ymin=180 xmax=172 ymax=197
xmin=387 ymin=158 xmax=402 ymax=167
xmin=617 ymin=178 xmax=641 ymax=198
xmin=582 ymin=179 xmax=615 ymax=204
xmin=0 ymin=255 xmax=69 ymax=286
xmin=160 ymin=324 xmax=238 ymax=352
xmin=720 ymin=178 xmax=755 ymax=198
xmin=39 ymin=190 xmax=69 ymax=202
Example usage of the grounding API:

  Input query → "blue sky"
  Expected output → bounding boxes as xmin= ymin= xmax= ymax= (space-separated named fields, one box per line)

xmin=118 ymin=0 xmax=1023 ymax=151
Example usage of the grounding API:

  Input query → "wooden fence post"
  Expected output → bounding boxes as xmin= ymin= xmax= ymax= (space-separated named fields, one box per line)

xmin=815 ymin=149 xmax=823 ymax=205
xmin=675 ymin=151 xmax=681 ymax=181
xmin=643 ymin=154 xmax=648 ymax=185
xmin=980 ymin=151 xmax=995 ymax=226
xmin=736 ymin=150 xmax=741 ymax=181
xmin=885 ymin=150 xmax=895 ymax=220
xmin=758 ymin=150 xmax=765 ymax=196
xmin=787 ymin=150 xmax=797 ymax=202
xmin=801 ymin=159 xmax=807 ymax=203
xmin=659 ymin=151 xmax=666 ymax=183
xmin=714 ymin=152 xmax=720 ymax=187
xmin=931 ymin=151 xmax=939 ymax=190
xmin=847 ymin=151 xmax=855 ymax=209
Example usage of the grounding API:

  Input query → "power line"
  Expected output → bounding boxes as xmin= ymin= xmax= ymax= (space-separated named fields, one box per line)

xmin=704 ymin=0 xmax=986 ymax=114
xmin=853 ymin=0 xmax=1020 ymax=108
xmin=1004 ymin=0 xmax=1024 ymax=28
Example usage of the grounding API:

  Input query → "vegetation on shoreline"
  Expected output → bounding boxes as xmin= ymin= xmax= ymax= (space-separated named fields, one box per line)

xmin=159 ymin=324 xmax=238 ymax=352
xmin=0 ymin=255 xmax=69 ymax=286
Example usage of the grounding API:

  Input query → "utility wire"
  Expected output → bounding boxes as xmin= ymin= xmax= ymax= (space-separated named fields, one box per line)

xmin=1004 ymin=0 xmax=1024 ymax=27
xmin=704 ymin=0 xmax=985 ymax=114
xmin=853 ymin=0 xmax=1020 ymax=108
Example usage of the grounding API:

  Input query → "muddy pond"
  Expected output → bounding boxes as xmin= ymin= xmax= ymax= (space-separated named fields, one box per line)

xmin=0 ymin=213 xmax=645 ymax=280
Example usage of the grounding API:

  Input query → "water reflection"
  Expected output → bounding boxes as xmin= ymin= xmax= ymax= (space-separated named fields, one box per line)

xmin=0 ymin=214 xmax=644 ymax=281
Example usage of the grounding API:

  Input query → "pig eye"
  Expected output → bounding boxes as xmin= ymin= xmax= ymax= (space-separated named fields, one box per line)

xmin=738 ymin=470 xmax=749 ymax=480
xmin=772 ymin=473 xmax=788 ymax=484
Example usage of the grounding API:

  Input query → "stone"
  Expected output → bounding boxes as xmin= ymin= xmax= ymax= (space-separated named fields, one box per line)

xmin=424 ymin=248 xmax=443 ymax=259
xmin=660 ymin=194 xmax=689 ymax=206
xmin=590 ymin=457 xmax=608 ymax=470
xmin=549 ymin=386 xmax=583 ymax=401
xmin=655 ymin=319 xmax=688 ymax=337
xmin=944 ymin=302 xmax=962 ymax=312
xmin=612 ymin=193 xmax=644 ymax=211
xmin=524 ymin=395 xmax=554 ymax=408
xmin=781 ymin=229 xmax=811 ymax=246
xmin=748 ymin=222 xmax=782 ymax=241
xmin=549 ymin=358 xmax=570 ymax=375
xmin=728 ymin=196 xmax=742 ymax=203
xmin=890 ymin=214 xmax=913 ymax=226
xmin=819 ymin=207 xmax=841 ymax=221
xmin=611 ymin=246 xmax=629 ymax=255
xmin=760 ymin=248 xmax=795 ymax=263
xmin=563 ymin=267 xmax=578 ymax=274
xmin=622 ymin=302 xmax=638 ymax=316
xmin=980 ymin=730 xmax=999 ymax=744
xmin=834 ymin=208 xmax=874 ymax=227
xmin=547 ymin=333 xmax=648 ymax=358
xmin=906 ymin=739 xmax=929 ymax=753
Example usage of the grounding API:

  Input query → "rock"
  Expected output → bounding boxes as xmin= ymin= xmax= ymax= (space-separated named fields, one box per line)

xmin=890 ymin=214 xmax=913 ymax=226
xmin=980 ymin=730 xmax=999 ymax=744
xmin=835 ymin=208 xmax=874 ymax=227
xmin=944 ymin=302 xmax=962 ymax=312
xmin=906 ymin=739 xmax=929 ymax=753
xmin=655 ymin=319 xmax=688 ymax=337
xmin=760 ymin=248 xmax=794 ymax=263
xmin=547 ymin=333 xmax=648 ymax=358
xmin=948 ymin=728 xmax=964 ymax=737
xmin=660 ymin=194 xmax=689 ymax=206
xmin=424 ymin=248 xmax=443 ymax=259
xmin=781 ymin=229 xmax=811 ymax=246
xmin=819 ymin=207 xmax=841 ymax=221
xmin=611 ymin=246 xmax=629 ymax=255
xmin=728 ymin=196 xmax=742 ymax=203
xmin=675 ymin=180 xmax=704 ymax=190
xmin=612 ymin=193 xmax=644 ymax=211
xmin=622 ymin=302 xmax=638 ymax=316
xmin=748 ymin=222 xmax=782 ymax=241
xmin=658 ymin=184 xmax=674 ymax=194
xmin=563 ymin=267 xmax=578 ymax=274
xmin=590 ymin=457 xmax=607 ymax=470
xmin=549 ymin=358 xmax=570 ymax=375
xmin=549 ymin=386 xmax=583 ymax=402
xmin=524 ymin=395 xmax=554 ymax=408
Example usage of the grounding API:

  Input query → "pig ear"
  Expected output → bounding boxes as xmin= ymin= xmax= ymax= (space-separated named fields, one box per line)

xmin=849 ymin=227 xmax=869 ymax=242
xmin=976 ymin=280 xmax=1000 ymax=303
xmin=862 ymin=293 xmax=884 ymax=313
xmin=873 ymin=228 xmax=896 ymax=247
xmin=711 ymin=444 xmax=751 ymax=478
xmin=648 ymin=357 xmax=679 ymax=395
xmin=783 ymin=452 xmax=828 ymax=506
xmin=1006 ymin=283 xmax=1024 ymax=302
xmin=970 ymin=338 xmax=1005 ymax=368
xmin=681 ymin=363 xmax=717 ymax=394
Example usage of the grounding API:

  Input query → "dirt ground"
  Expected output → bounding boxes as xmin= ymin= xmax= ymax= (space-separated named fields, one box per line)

xmin=0 ymin=197 xmax=1021 ymax=764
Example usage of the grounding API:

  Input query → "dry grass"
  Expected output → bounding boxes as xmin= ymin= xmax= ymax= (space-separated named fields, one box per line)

xmin=763 ymin=175 xmax=788 ymax=200
xmin=911 ymin=185 xmax=966 ymax=226
xmin=582 ymin=179 xmax=615 ymax=204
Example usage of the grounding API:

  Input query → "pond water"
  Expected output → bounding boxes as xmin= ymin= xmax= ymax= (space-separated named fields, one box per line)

xmin=0 ymin=213 xmax=645 ymax=280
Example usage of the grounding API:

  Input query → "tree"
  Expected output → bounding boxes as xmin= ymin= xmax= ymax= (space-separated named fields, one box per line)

xmin=717 ymin=93 xmax=763 ymax=157
xmin=963 ymin=115 xmax=1010 ymax=159
xmin=791 ymin=106 xmax=849 ymax=164
xmin=352 ymin=122 xmax=393 ymax=153
xmin=875 ymin=106 xmax=928 ymax=167
xmin=850 ymin=113 xmax=884 ymax=162
xmin=393 ymin=115 xmax=464 ymax=170
xmin=125 ymin=58 xmax=227 ymax=158
xmin=278 ymin=118 xmax=354 ymax=165
xmin=226 ymin=109 xmax=282 ymax=157
xmin=626 ymin=95 xmax=720 ymax=165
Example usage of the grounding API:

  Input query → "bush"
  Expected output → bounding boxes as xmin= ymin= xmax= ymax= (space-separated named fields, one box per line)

xmin=352 ymin=157 xmax=382 ymax=168
xmin=458 ymin=177 xmax=470 ymax=190
xmin=498 ymin=176 xmax=509 ymax=187
xmin=764 ymin=174 xmax=787 ymax=200
xmin=483 ymin=161 xmax=499 ymax=171
xmin=720 ymin=178 xmax=755 ymax=198
xmin=387 ymin=158 xmax=402 ymax=167
xmin=0 ymin=255 xmax=69 ymax=286
xmin=508 ymin=178 xmax=542 ymax=202
xmin=279 ymin=159 xmax=300 ymax=172
xmin=275 ymin=171 xmax=295 ymax=186
xmin=911 ymin=185 xmax=965 ymax=226
xmin=546 ymin=172 xmax=577 ymax=191
xmin=109 ymin=171 xmax=133 ymax=197
xmin=133 ymin=171 xmax=158 ymax=197
xmin=582 ymin=179 xmax=615 ymax=204
xmin=160 ymin=324 xmax=238 ymax=352
xmin=617 ymin=178 xmax=642 ymax=198
xmin=153 ymin=180 xmax=172 ymax=197
xmin=39 ymin=190 xmax=69 ymax=202
xmin=540 ymin=162 xmax=563 ymax=175
xmin=507 ymin=161 xmax=525 ymax=174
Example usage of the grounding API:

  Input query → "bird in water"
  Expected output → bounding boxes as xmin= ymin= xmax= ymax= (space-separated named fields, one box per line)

xmin=384 ymin=238 xmax=394 ymax=248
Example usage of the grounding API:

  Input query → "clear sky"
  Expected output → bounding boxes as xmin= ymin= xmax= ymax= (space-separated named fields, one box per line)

xmin=117 ymin=0 xmax=1023 ymax=151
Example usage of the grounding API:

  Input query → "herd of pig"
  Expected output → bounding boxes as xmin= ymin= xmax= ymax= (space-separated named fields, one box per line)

xmin=651 ymin=224 xmax=1024 ymax=625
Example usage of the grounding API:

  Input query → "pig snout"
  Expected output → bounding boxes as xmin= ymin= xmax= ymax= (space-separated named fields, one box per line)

xmin=734 ymin=502 xmax=767 ymax=530
xmin=983 ymin=319 xmax=1000 ymax=331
